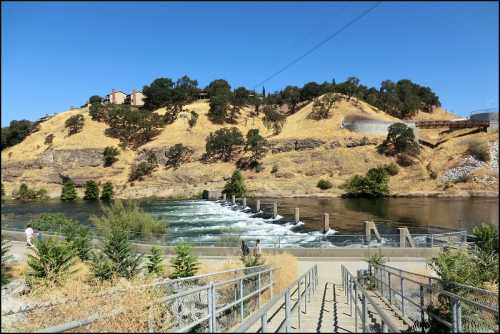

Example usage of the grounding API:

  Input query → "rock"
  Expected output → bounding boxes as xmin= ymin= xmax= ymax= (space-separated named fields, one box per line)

xmin=270 ymin=138 xmax=325 ymax=154
xmin=345 ymin=136 xmax=378 ymax=148
xmin=274 ymin=172 xmax=295 ymax=178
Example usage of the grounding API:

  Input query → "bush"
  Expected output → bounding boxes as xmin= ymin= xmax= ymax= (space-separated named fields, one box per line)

xmin=100 ymin=182 xmax=114 ymax=201
xmin=44 ymin=134 xmax=54 ymax=145
xmin=309 ymin=93 xmax=338 ymax=120
xmin=396 ymin=153 xmax=416 ymax=167
xmin=26 ymin=237 xmax=78 ymax=285
xmin=165 ymin=144 xmax=193 ymax=169
xmin=205 ymin=127 xmax=244 ymax=162
xmin=472 ymin=223 xmax=499 ymax=255
xmin=262 ymin=105 xmax=287 ymax=135
xmin=129 ymin=161 xmax=156 ymax=182
xmin=378 ymin=123 xmax=420 ymax=156
xmin=102 ymin=227 xmax=143 ymax=279
xmin=83 ymin=181 xmax=99 ymax=200
xmin=90 ymin=200 xmax=166 ymax=239
xmin=244 ymin=129 xmax=268 ymax=168
xmin=146 ymin=246 xmax=164 ymax=276
xmin=188 ymin=111 xmax=199 ymax=128
xmin=1 ymin=238 xmax=13 ymax=285
xmin=103 ymin=146 xmax=120 ymax=167
xmin=1 ymin=119 xmax=34 ymax=150
xmin=467 ymin=140 xmax=490 ymax=162
xmin=364 ymin=251 xmax=386 ymax=289
xmin=12 ymin=183 xmax=48 ymax=201
xmin=430 ymin=170 xmax=438 ymax=179
xmin=88 ymin=251 xmax=114 ymax=281
xmin=344 ymin=167 xmax=389 ymax=197
xmin=31 ymin=213 xmax=72 ymax=232
xmin=317 ymin=179 xmax=333 ymax=190
xmin=169 ymin=243 xmax=199 ymax=279
xmin=61 ymin=179 xmax=77 ymax=201
xmin=271 ymin=165 xmax=279 ymax=174
xmin=65 ymin=114 xmax=85 ymax=135
xmin=383 ymin=163 xmax=399 ymax=176
xmin=241 ymin=255 xmax=265 ymax=268
xmin=223 ymin=170 xmax=246 ymax=197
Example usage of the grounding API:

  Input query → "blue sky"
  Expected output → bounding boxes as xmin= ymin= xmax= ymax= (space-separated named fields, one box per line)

xmin=1 ymin=1 xmax=498 ymax=124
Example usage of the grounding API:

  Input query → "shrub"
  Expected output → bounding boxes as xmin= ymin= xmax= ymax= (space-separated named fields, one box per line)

xmin=262 ymin=105 xmax=287 ymax=135
xmin=317 ymin=179 xmax=333 ymax=190
xmin=61 ymin=179 xmax=77 ymax=201
xmin=102 ymin=227 xmax=143 ymax=279
xmin=129 ymin=161 xmax=156 ymax=182
xmin=62 ymin=223 xmax=91 ymax=261
xmin=364 ymin=251 xmax=386 ymax=289
xmin=309 ymin=93 xmax=338 ymax=120
xmin=83 ymin=181 xmax=99 ymax=200
xmin=12 ymin=183 xmax=48 ymax=201
xmin=205 ymin=127 xmax=244 ymax=162
xmin=430 ymin=170 xmax=438 ymax=179
xmin=472 ymin=223 xmax=499 ymax=255
xmin=103 ymin=146 xmax=120 ymax=167
xmin=241 ymin=255 xmax=265 ymax=268
xmin=271 ymin=165 xmax=279 ymax=174
xmin=467 ymin=140 xmax=490 ymax=162
xmin=44 ymin=134 xmax=54 ymax=145
xmin=383 ymin=162 xmax=399 ymax=176
xmin=223 ymin=170 xmax=246 ymax=197
xmin=344 ymin=167 xmax=389 ymax=197
xmin=65 ymin=114 xmax=85 ymax=135
xmin=90 ymin=200 xmax=166 ymax=239
xmin=169 ymin=243 xmax=199 ymax=279
xmin=188 ymin=111 xmax=199 ymax=128
xmin=88 ymin=251 xmax=114 ymax=281
xmin=244 ymin=129 xmax=268 ymax=168
xmin=100 ymin=182 xmax=114 ymax=201
xmin=1 ymin=238 xmax=13 ymax=285
xmin=89 ymin=103 xmax=106 ymax=122
xmin=165 ymin=144 xmax=193 ymax=169
xmin=31 ymin=213 xmax=73 ymax=232
xmin=146 ymin=246 xmax=164 ymax=276
xmin=26 ymin=237 xmax=78 ymax=285
xmin=378 ymin=123 xmax=420 ymax=156
xmin=396 ymin=153 xmax=416 ymax=167
xmin=1 ymin=119 xmax=34 ymax=150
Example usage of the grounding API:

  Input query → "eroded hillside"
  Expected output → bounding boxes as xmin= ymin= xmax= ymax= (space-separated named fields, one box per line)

xmin=1 ymin=97 xmax=498 ymax=198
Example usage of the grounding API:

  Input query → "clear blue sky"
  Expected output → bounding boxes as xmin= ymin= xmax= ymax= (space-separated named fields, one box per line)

xmin=1 ymin=1 xmax=498 ymax=124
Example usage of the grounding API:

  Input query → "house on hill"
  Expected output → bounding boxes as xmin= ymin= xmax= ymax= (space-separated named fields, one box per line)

xmin=128 ymin=89 xmax=145 ymax=106
xmin=103 ymin=89 xmax=127 ymax=105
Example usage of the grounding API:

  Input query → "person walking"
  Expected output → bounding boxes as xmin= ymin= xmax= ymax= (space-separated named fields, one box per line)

xmin=25 ymin=224 xmax=34 ymax=247
xmin=241 ymin=240 xmax=250 ymax=257
xmin=253 ymin=239 xmax=262 ymax=258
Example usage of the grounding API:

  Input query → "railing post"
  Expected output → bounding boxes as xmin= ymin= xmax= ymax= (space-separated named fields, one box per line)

xmin=285 ymin=289 xmax=291 ymax=333
xmin=211 ymin=282 xmax=217 ymax=332
xmin=451 ymin=296 xmax=458 ymax=333
xmin=258 ymin=272 xmax=261 ymax=307
xmin=382 ymin=320 xmax=388 ymax=333
xmin=240 ymin=278 xmax=244 ymax=320
xmin=208 ymin=284 xmax=214 ymax=332
xmin=354 ymin=282 xmax=358 ymax=332
xmin=388 ymin=272 xmax=392 ymax=303
xmin=349 ymin=278 xmax=352 ymax=316
xmin=419 ymin=284 xmax=425 ymax=328
xmin=278 ymin=236 xmax=281 ymax=249
xmin=261 ymin=312 xmax=268 ymax=333
xmin=270 ymin=270 xmax=273 ymax=299
xmin=297 ymin=280 xmax=301 ymax=329
xmin=308 ymin=270 xmax=311 ymax=301
xmin=400 ymin=276 xmax=405 ymax=316
xmin=362 ymin=294 xmax=367 ymax=332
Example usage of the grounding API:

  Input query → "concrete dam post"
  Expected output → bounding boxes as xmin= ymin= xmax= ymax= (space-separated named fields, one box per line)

xmin=222 ymin=193 xmax=226 ymax=201
xmin=242 ymin=197 xmax=247 ymax=207
xmin=273 ymin=202 xmax=278 ymax=219
xmin=322 ymin=213 xmax=330 ymax=233
xmin=232 ymin=195 xmax=236 ymax=205
xmin=256 ymin=200 xmax=261 ymax=212
xmin=295 ymin=208 xmax=300 ymax=224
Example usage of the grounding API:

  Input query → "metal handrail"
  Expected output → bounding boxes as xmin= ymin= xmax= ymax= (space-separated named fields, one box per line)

xmin=232 ymin=264 xmax=318 ymax=333
xmin=341 ymin=265 xmax=400 ymax=333
xmin=35 ymin=266 xmax=278 ymax=333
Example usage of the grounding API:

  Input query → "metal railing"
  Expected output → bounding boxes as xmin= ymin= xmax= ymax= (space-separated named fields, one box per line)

xmin=232 ymin=264 xmax=318 ymax=333
xmin=370 ymin=264 xmax=499 ymax=333
xmin=35 ymin=266 xmax=276 ymax=333
xmin=341 ymin=265 xmax=401 ymax=333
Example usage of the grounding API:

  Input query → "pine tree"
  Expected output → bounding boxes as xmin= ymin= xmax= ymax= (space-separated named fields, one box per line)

xmin=103 ymin=228 xmax=142 ymax=279
xmin=60 ymin=179 xmax=77 ymax=201
xmin=146 ymin=246 xmax=164 ymax=276
xmin=1 ymin=238 xmax=13 ymax=285
xmin=62 ymin=223 xmax=91 ymax=261
xmin=169 ymin=243 xmax=199 ymax=279
xmin=83 ymin=180 xmax=99 ymax=200
xmin=223 ymin=170 xmax=246 ymax=197
xmin=100 ymin=182 xmax=114 ymax=201
xmin=88 ymin=251 xmax=114 ymax=281
xmin=26 ymin=237 xmax=78 ymax=285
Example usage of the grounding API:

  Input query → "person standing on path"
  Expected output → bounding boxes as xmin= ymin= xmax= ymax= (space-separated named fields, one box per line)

xmin=25 ymin=224 xmax=34 ymax=247
xmin=253 ymin=239 xmax=262 ymax=257
xmin=241 ymin=240 xmax=250 ymax=257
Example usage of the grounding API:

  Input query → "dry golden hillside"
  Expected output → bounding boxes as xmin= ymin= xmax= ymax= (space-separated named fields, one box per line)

xmin=1 ymin=97 xmax=498 ymax=199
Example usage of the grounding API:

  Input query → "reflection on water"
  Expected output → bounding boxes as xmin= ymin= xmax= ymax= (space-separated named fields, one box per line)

xmin=1 ymin=197 xmax=498 ymax=243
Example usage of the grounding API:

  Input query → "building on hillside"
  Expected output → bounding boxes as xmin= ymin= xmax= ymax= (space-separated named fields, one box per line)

xmin=128 ymin=89 xmax=145 ymax=106
xmin=103 ymin=89 xmax=127 ymax=105
xmin=197 ymin=90 xmax=209 ymax=100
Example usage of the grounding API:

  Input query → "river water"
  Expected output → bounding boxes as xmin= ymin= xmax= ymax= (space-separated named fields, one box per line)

xmin=1 ymin=197 xmax=498 ymax=246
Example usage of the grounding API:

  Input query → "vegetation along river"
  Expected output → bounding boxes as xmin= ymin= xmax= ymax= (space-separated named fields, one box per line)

xmin=1 ymin=197 xmax=498 ymax=247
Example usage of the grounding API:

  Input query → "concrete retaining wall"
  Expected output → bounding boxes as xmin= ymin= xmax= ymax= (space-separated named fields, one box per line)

xmin=2 ymin=230 xmax=439 ymax=259
xmin=470 ymin=112 xmax=499 ymax=122
xmin=342 ymin=119 xmax=419 ymax=138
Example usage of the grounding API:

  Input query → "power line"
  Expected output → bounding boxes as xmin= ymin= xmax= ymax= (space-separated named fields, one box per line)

xmin=252 ymin=2 xmax=383 ymax=90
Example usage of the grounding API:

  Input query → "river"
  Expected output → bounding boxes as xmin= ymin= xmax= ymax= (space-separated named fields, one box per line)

xmin=1 ymin=197 xmax=498 ymax=246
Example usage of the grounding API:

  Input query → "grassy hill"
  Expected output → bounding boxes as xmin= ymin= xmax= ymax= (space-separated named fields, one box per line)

xmin=1 ymin=96 xmax=497 ymax=199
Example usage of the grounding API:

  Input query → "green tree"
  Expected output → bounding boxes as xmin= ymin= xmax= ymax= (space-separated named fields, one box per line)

xmin=44 ymin=134 xmax=55 ymax=145
xmin=206 ymin=79 xmax=231 ymax=98
xmin=62 ymin=223 xmax=91 ymax=261
xmin=129 ymin=161 xmax=156 ymax=181
xmin=102 ymin=227 xmax=143 ymax=279
xmin=88 ymin=252 xmax=114 ymax=281
xmin=26 ymin=237 xmax=78 ymax=285
xmin=61 ymin=178 xmax=77 ymax=201
xmin=169 ymin=243 xmax=199 ymax=279
xmin=146 ymin=246 xmax=164 ymax=276
xmin=142 ymin=77 xmax=176 ymax=110
xmin=1 ymin=119 xmax=34 ymax=150
xmin=262 ymin=105 xmax=287 ymax=135
xmin=208 ymin=92 xmax=231 ymax=124
xmin=472 ymin=223 xmax=499 ymax=255
xmin=344 ymin=167 xmax=389 ymax=197
xmin=223 ymin=170 xmax=246 ymax=197
xmin=13 ymin=183 xmax=48 ymax=201
xmin=103 ymin=146 xmax=120 ymax=167
xmin=89 ymin=95 xmax=102 ymax=105
xmin=188 ymin=111 xmax=199 ymax=129
xmin=65 ymin=114 xmax=85 ymax=135
xmin=83 ymin=181 xmax=99 ymax=200
xmin=378 ymin=123 xmax=420 ymax=156
xmin=1 ymin=238 xmax=13 ymax=285
xmin=309 ymin=93 xmax=338 ymax=120
xmin=281 ymin=86 xmax=302 ymax=114
xmin=165 ymin=144 xmax=193 ymax=169
xmin=244 ymin=129 xmax=268 ymax=166
xmin=300 ymin=82 xmax=322 ymax=101
xmin=205 ymin=127 xmax=245 ymax=162
xmin=100 ymin=182 xmax=114 ymax=201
